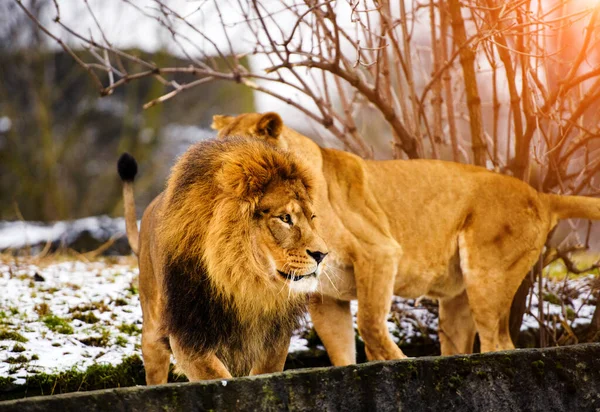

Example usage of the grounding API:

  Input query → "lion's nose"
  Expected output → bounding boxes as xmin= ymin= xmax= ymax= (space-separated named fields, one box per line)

xmin=307 ymin=250 xmax=328 ymax=264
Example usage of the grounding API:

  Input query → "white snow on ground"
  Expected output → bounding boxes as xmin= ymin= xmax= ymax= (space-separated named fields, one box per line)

xmin=520 ymin=275 xmax=598 ymax=331
xmin=0 ymin=258 xmax=141 ymax=385
xmin=0 ymin=256 xmax=321 ymax=385
xmin=0 ymin=256 xmax=597 ymax=386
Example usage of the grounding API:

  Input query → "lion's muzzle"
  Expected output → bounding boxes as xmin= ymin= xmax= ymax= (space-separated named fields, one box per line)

xmin=277 ymin=270 xmax=317 ymax=282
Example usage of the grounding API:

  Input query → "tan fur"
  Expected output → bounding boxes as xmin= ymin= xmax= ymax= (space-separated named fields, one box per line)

xmin=213 ymin=112 xmax=600 ymax=363
xmin=120 ymin=137 xmax=327 ymax=384
xmin=122 ymin=183 xmax=139 ymax=255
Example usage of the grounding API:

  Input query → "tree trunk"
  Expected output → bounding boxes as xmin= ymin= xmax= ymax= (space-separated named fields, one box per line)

xmin=447 ymin=0 xmax=487 ymax=166
xmin=509 ymin=273 xmax=534 ymax=344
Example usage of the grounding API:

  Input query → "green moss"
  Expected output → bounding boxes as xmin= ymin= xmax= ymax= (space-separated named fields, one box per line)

xmin=448 ymin=374 xmax=463 ymax=389
xmin=0 ymin=376 xmax=15 ymax=387
xmin=119 ymin=323 xmax=141 ymax=335
xmin=43 ymin=315 xmax=74 ymax=334
xmin=69 ymin=301 xmax=109 ymax=313
xmin=5 ymin=355 xmax=28 ymax=364
xmin=79 ymin=329 xmax=110 ymax=347
xmin=11 ymin=343 xmax=26 ymax=353
xmin=113 ymin=298 xmax=128 ymax=307
xmin=15 ymin=355 xmax=146 ymax=399
xmin=405 ymin=361 xmax=418 ymax=378
xmin=531 ymin=360 xmax=545 ymax=376
xmin=475 ymin=370 xmax=488 ymax=379
xmin=543 ymin=292 xmax=561 ymax=305
xmin=0 ymin=355 xmax=187 ymax=401
xmin=0 ymin=329 xmax=28 ymax=343
xmin=71 ymin=311 xmax=100 ymax=324
xmin=31 ymin=354 xmax=39 ymax=361
xmin=261 ymin=382 xmax=279 ymax=406
xmin=115 ymin=335 xmax=128 ymax=347
xmin=565 ymin=307 xmax=576 ymax=321
xmin=127 ymin=282 xmax=139 ymax=295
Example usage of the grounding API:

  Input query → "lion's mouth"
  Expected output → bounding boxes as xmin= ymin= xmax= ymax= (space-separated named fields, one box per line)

xmin=277 ymin=270 xmax=317 ymax=282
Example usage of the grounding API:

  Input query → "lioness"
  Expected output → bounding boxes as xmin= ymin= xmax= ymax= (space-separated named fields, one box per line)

xmin=212 ymin=112 xmax=600 ymax=364
xmin=117 ymin=137 xmax=328 ymax=383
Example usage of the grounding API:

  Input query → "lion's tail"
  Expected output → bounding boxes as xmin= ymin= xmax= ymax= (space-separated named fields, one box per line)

xmin=117 ymin=153 xmax=140 ymax=256
xmin=544 ymin=193 xmax=600 ymax=221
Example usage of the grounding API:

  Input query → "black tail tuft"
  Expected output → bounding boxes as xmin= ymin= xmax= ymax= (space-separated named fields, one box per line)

xmin=117 ymin=153 xmax=138 ymax=182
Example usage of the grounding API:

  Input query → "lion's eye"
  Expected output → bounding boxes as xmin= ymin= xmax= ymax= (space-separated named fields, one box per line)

xmin=311 ymin=214 xmax=316 ymax=220
xmin=279 ymin=214 xmax=292 ymax=225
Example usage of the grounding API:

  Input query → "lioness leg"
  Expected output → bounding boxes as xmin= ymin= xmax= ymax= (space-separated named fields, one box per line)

xmin=462 ymin=246 xmax=541 ymax=353
xmin=141 ymin=324 xmax=171 ymax=385
xmin=309 ymin=294 xmax=356 ymax=366
xmin=170 ymin=338 xmax=232 ymax=381
xmin=438 ymin=290 xmax=476 ymax=355
xmin=355 ymin=253 xmax=406 ymax=360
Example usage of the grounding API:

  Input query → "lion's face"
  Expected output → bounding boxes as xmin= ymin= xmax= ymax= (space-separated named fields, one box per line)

xmin=254 ymin=179 xmax=327 ymax=294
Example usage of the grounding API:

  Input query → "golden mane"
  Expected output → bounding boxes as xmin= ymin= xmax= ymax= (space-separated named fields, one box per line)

xmin=119 ymin=135 xmax=327 ymax=381
xmin=157 ymin=137 xmax=314 ymax=313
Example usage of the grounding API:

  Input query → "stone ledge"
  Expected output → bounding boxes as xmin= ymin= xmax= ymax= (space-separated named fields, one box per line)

xmin=1 ymin=344 xmax=599 ymax=412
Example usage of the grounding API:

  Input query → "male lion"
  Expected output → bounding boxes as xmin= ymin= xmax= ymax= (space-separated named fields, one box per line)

xmin=212 ymin=112 xmax=600 ymax=365
xmin=117 ymin=137 xmax=328 ymax=384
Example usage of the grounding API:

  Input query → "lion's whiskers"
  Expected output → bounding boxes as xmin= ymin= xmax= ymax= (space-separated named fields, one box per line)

xmin=322 ymin=268 xmax=340 ymax=294
xmin=276 ymin=276 xmax=289 ymax=296
xmin=323 ymin=264 xmax=344 ymax=276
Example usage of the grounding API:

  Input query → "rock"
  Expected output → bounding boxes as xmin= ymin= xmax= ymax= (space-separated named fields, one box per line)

xmin=1 ymin=344 xmax=599 ymax=411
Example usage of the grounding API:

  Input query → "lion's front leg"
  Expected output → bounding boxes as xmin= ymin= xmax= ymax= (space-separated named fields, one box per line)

xmin=249 ymin=335 xmax=290 ymax=376
xmin=355 ymin=251 xmax=406 ymax=361
xmin=170 ymin=338 xmax=232 ymax=381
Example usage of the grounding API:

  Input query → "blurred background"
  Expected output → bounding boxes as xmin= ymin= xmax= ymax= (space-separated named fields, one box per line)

xmin=0 ymin=5 xmax=256 ymax=222
xmin=2 ymin=0 xmax=599 ymax=227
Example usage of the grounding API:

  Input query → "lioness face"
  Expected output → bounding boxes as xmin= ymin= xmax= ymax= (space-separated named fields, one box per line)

xmin=212 ymin=112 xmax=288 ymax=149
xmin=255 ymin=180 xmax=328 ymax=294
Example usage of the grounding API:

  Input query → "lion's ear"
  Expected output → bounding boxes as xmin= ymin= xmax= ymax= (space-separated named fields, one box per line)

xmin=217 ymin=160 xmax=267 ymax=201
xmin=257 ymin=112 xmax=283 ymax=139
xmin=211 ymin=115 xmax=234 ymax=131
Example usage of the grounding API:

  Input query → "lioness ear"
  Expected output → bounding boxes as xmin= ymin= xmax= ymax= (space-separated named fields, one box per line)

xmin=211 ymin=115 xmax=234 ymax=131
xmin=257 ymin=112 xmax=283 ymax=139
